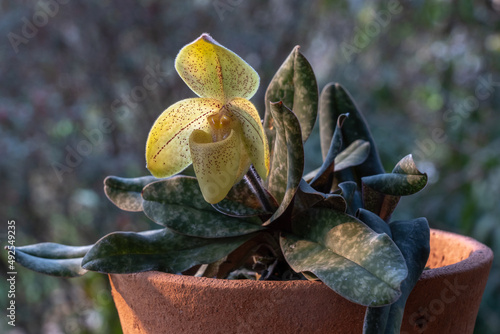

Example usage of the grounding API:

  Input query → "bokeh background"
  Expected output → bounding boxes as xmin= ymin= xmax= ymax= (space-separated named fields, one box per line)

xmin=1 ymin=0 xmax=499 ymax=333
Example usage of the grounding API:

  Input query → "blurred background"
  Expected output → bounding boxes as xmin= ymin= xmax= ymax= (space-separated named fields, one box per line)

xmin=1 ymin=0 xmax=499 ymax=333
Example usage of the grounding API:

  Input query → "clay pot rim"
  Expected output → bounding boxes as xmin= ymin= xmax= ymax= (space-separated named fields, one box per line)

xmin=420 ymin=228 xmax=493 ymax=279
xmin=120 ymin=228 xmax=493 ymax=290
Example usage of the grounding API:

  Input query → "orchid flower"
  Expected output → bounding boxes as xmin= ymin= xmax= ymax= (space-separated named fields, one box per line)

xmin=146 ymin=34 xmax=270 ymax=204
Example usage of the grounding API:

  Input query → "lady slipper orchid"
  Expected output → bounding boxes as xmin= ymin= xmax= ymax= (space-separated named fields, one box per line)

xmin=146 ymin=34 xmax=270 ymax=204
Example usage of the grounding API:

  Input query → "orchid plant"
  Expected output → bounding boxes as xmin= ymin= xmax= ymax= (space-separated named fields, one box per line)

xmin=13 ymin=33 xmax=430 ymax=333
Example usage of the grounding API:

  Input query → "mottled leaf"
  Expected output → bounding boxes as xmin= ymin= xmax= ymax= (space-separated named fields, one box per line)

xmin=281 ymin=208 xmax=407 ymax=306
xmin=104 ymin=175 xmax=158 ymax=212
xmin=319 ymin=84 xmax=337 ymax=159
xmin=319 ymin=83 xmax=385 ymax=181
xmin=362 ymin=155 xmax=427 ymax=221
xmin=338 ymin=181 xmax=363 ymax=215
xmin=303 ymin=167 xmax=320 ymax=183
xmin=81 ymin=228 xmax=254 ymax=274
xmin=334 ymin=140 xmax=371 ymax=172
xmin=311 ymin=138 xmax=369 ymax=193
xmin=357 ymin=208 xmax=392 ymax=238
xmin=310 ymin=114 xmax=346 ymax=192
xmin=294 ymin=179 xmax=346 ymax=215
xmin=15 ymin=249 xmax=87 ymax=277
xmin=393 ymin=155 xmax=427 ymax=181
xmin=364 ymin=218 xmax=430 ymax=334
xmin=362 ymin=186 xmax=401 ymax=222
xmin=264 ymin=46 xmax=318 ymax=143
xmin=142 ymin=176 xmax=263 ymax=238
xmin=363 ymin=307 xmax=391 ymax=334
xmin=213 ymin=171 xmax=276 ymax=217
xmin=16 ymin=243 xmax=93 ymax=259
xmin=362 ymin=155 xmax=428 ymax=196
xmin=318 ymin=194 xmax=348 ymax=212
xmin=293 ymin=179 xmax=326 ymax=215
xmin=266 ymin=102 xmax=304 ymax=223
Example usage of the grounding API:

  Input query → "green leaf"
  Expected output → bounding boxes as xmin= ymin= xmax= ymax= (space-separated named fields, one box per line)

xmin=311 ymin=139 xmax=370 ymax=193
xmin=17 ymin=243 xmax=93 ymax=259
xmin=309 ymin=114 xmax=346 ymax=192
xmin=266 ymin=102 xmax=304 ymax=223
xmin=104 ymin=175 xmax=158 ymax=212
xmin=14 ymin=248 xmax=88 ymax=277
xmin=281 ymin=208 xmax=407 ymax=306
xmin=303 ymin=166 xmax=320 ymax=183
xmin=81 ymin=228 xmax=254 ymax=274
xmin=213 ymin=197 xmax=268 ymax=217
xmin=213 ymin=174 xmax=274 ymax=217
xmin=293 ymin=179 xmax=326 ymax=215
xmin=357 ymin=208 xmax=392 ymax=238
xmin=362 ymin=155 xmax=428 ymax=221
xmin=319 ymin=194 xmax=347 ymax=212
xmin=338 ymin=181 xmax=363 ymax=215
xmin=142 ymin=176 xmax=263 ymax=238
xmin=319 ymin=83 xmax=385 ymax=180
xmin=13 ymin=242 xmax=93 ymax=277
xmin=294 ymin=180 xmax=347 ymax=217
xmin=334 ymin=140 xmax=371 ymax=172
xmin=364 ymin=218 xmax=430 ymax=334
xmin=264 ymin=46 xmax=318 ymax=143
xmin=362 ymin=155 xmax=428 ymax=196
xmin=319 ymin=84 xmax=338 ymax=159
xmin=361 ymin=187 xmax=400 ymax=222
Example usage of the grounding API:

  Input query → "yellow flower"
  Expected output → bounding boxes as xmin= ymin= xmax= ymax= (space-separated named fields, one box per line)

xmin=146 ymin=34 xmax=270 ymax=204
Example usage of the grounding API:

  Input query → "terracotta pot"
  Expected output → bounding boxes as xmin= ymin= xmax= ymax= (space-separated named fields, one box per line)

xmin=109 ymin=229 xmax=493 ymax=334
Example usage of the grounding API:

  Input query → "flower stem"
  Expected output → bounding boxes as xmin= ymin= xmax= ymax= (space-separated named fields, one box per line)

xmin=244 ymin=166 xmax=278 ymax=214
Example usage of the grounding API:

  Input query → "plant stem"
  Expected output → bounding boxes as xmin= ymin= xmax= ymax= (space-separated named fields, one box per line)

xmin=244 ymin=166 xmax=278 ymax=213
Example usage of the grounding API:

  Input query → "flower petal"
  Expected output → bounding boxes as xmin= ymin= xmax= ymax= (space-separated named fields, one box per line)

xmin=175 ymin=33 xmax=260 ymax=102
xmin=227 ymin=98 xmax=270 ymax=180
xmin=146 ymin=98 xmax=222 ymax=178
xmin=189 ymin=129 xmax=248 ymax=204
